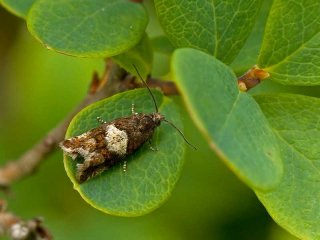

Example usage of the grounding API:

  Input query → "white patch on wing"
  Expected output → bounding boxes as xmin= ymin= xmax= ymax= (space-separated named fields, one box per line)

xmin=105 ymin=124 xmax=128 ymax=155
xmin=77 ymin=148 xmax=90 ymax=157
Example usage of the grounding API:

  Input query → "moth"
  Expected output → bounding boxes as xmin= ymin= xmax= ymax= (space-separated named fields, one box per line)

xmin=60 ymin=65 xmax=195 ymax=183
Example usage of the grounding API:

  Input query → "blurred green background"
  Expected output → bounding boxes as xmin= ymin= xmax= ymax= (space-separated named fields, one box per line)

xmin=0 ymin=4 xmax=300 ymax=240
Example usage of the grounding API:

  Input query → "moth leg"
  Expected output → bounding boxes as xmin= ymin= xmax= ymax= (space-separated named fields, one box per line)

xmin=96 ymin=116 xmax=107 ymax=124
xmin=148 ymin=140 xmax=158 ymax=151
xmin=122 ymin=160 xmax=127 ymax=173
xmin=76 ymin=154 xmax=106 ymax=183
xmin=131 ymin=103 xmax=138 ymax=116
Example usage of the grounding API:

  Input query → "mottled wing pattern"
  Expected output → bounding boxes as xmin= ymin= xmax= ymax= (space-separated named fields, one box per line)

xmin=60 ymin=113 xmax=163 ymax=183
xmin=60 ymin=124 xmax=125 ymax=182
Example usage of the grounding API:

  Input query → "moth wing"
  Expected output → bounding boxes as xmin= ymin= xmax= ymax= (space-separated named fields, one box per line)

xmin=76 ymin=153 xmax=105 ymax=183
xmin=59 ymin=129 xmax=100 ymax=159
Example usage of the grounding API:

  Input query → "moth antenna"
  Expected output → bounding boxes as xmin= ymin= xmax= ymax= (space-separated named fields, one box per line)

xmin=132 ymin=64 xmax=159 ymax=113
xmin=163 ymin=119 xmax=197 ymax=150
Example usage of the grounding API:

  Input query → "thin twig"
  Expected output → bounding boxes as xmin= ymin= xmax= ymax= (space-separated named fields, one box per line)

xmin=0 ymin=200 xmax=51 ymax=240
xmin=0 ymin=60 xmax=179 ymax=188
xmin=0 ymin=60 xmax=126 ymax=188
xmin=237 ymin=65 xmax=270 ymax=91
xmin=122 ymin=74 xmax=179 ymax=95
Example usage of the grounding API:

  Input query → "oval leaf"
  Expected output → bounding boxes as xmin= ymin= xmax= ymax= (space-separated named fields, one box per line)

xmin=258 ymin=0 xmax=320 ymax=85
xmin=154 ymin=0 xmax=263 ymax=64
xmin=172 ymin=48 xmax=282 ymax=191
xmin=1 ymin=0 xmax=35 ymax=18
xmin=64 ymin=89 xmax=185 ymax=216
xmin=254 ymin=93 xmax=320 ymax=239
xmin=27 ymin=0 xmax=148 ymax=57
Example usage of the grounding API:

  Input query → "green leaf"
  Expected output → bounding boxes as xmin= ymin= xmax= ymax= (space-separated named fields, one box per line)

xmin=258 ymin=0 xmax=320 ymax=85
xmin=1 ymin=0 xmax=35 ymax=18
xmin=254 ymin=93 xmax=320 ymax=239
xmin=27 ymin=0 xmax=148 ymax=57
xmin=112 ymin=33 xmax=153 ymax=80
xmin=230 ymin=0 xmax=273 ymax=75
xmin=64 ymin=89 xmax=185 ymax=216
xmin=154 ymin=0 xmax=263 ymax=64
xmin=151 ymin=35 xmax=175 ymax=55
xmin=171 ymin=48 xmax=282 ymax=191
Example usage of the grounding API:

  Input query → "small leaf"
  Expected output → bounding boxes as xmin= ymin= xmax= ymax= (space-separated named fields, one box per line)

xmin=230 ymin=0 xmax=273 ymax=75
xmin=172 ymin=48 xmax=282 ymax=191
xmin=151 ymin=35 xmax=175 ymax=55
xmin=254 ymin=93 xmax=320 ymax=239
xmin=27 ymin=0 xmax=148 ymax=57
xmin=258 ymin=0 xmax=320 ymax=85
xmin=154 ymin=0 xmax=263 ymax=64
xmin=1 ymin=0 xmax=35 ymax=18
xmin=64 ymin=89 xmax=185 ymax=216
xmin=112 ymin=33 xmax=153 ymax=80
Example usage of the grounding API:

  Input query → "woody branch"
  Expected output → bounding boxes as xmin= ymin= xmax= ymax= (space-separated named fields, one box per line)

xmin=0 ymin=60 xmax=179 ymax=189
xmin=0 ymin=200 xmax=51 ymax=239
xmin=0 ymin=60 xmax=126 ymax=188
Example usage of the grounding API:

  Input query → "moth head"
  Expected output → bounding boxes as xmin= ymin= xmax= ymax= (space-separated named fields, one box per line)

xmin=132 ymin=64 xmax=196 ymax=150
xmin=151 ymin=112 xmax=165 ymax=125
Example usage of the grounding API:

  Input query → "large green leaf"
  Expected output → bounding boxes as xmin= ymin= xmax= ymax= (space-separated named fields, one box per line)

xmin=154 ymin=0 xmax=263 ymax=64
xmin=171 ymin=48 xmax=282 ymax=191
xmin=1 ymin=0 xmax=35 ymax=18
xmin=112 ymin=33 xmax=153 ymax=80
xmin=258 ymin=0 xmax=320 ymax=85
xmin=64 ymin=89 xmax=185 ymax=216
xmin=27 ymin=0 xmax=148 ymax=57
xmin=254 ymin=93 xmax=320 ymax=239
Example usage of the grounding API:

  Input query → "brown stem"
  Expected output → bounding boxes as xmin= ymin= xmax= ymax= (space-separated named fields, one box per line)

xmin=237 ymin=65 xmax=270 ymax=91
xmin=122 ymin=74 xmax=179 ymax=95
xmin=0 ymin=60 xmax=179 ymax=188
xmin=0 ymin=200 xmax=51 ymax=239
xmin=0 ymin=60 xmax=126 ymax=188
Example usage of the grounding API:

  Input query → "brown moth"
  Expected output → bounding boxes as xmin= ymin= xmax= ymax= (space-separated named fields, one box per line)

xmin=60 ymin=66 xmax=195 ymax=183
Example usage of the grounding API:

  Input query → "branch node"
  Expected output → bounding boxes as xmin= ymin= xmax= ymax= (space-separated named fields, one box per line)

xmin=237 ymin=65 xmax=270 ymax=91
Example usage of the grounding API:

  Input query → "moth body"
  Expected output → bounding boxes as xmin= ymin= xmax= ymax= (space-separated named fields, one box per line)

xmin=60 ymin=112 xmax=164 ymax=183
